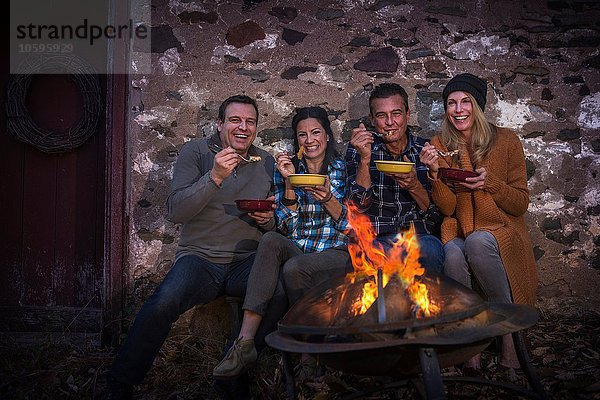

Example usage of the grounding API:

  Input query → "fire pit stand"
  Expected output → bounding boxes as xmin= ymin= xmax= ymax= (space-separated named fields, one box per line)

xmin=418 ymin=346 xmax=445 ymax=399
xmin=265 ymin=273 xmax=548 ymax=400
xmin=273 ymin=330 xmax=546 ymax=400
xmin=331 ymin=331 xmax=547 ymax=400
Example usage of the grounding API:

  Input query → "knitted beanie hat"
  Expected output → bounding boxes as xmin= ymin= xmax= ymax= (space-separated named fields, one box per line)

xmin=442 ymin=73 xmax=488 ymax=111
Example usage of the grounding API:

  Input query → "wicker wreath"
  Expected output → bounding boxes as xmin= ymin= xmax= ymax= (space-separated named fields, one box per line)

xmin=6 ymin=55 xmax=103 ymax=154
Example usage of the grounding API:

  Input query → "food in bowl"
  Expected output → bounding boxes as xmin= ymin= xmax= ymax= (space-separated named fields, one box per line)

xmin=438 ymin=167 xmax=479 ymax=182
xmin=288 ymin=174 xmax=327 ymax=187
xmin=374 ymin=160 xmax=414 ymax=174
xmin=235 ymin=199 xmax=275 ymax=212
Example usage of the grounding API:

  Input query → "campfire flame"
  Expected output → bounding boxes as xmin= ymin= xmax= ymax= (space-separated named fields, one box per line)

xmin=345 ymin=202 xmax=439 ymax=318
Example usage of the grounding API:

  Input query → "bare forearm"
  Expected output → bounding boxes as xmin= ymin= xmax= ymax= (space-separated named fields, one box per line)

xmin=355 ymin=160 xmax=371 ymax=189
xmin=283 ymin=182 xmax=298 ymax=211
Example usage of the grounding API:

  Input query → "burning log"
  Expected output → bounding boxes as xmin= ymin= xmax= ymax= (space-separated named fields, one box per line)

xmin=344 ymin=203 xmax=438 ymax=319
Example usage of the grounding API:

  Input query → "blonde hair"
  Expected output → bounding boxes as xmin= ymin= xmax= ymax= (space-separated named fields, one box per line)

xmin=440 ymin=92 xmax=495 ymax=167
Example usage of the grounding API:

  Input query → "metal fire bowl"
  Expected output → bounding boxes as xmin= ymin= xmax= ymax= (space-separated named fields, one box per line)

xmin=277 ymin=272 xmax=490 ymax=336
xmin=266 ymin=303 xmax=539 ymax=377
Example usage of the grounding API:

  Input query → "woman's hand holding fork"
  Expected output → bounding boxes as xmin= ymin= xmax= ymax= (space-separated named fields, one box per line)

xmin=420 ymin=142 xmax=442 ymax=179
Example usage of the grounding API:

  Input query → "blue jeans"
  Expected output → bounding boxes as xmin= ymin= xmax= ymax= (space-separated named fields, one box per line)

xmin=443 ymin=231 xmax=511 ymax=303
xmin=376 ymin=233 xmax=444 ymax=274
xmin=110 ymin=254 xmax=287 ymax=385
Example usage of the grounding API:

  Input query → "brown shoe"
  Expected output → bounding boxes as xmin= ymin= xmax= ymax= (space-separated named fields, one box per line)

xmin=213 ymin=338 xmax=257 ymax=378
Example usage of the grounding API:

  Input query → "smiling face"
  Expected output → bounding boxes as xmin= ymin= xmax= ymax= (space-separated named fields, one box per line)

xmin=295 ymin=117 xmax=328 ymax=162
xmin=217 ymin=102 xmax=258 ymax=155
xmin=446 ymin=91 xmax=474 ymax=136
xmin=369 ymin=94 xmax=410 ymax=145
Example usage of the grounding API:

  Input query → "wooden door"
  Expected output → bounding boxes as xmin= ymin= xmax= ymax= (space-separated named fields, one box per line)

xmin=0 ymin=0 xmax=130 ymax=347
xmin=0 ymin=72 xmax=108 ymax=342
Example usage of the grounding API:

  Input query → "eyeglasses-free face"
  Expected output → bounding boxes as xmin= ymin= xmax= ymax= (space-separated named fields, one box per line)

xmin=217 ymin=102 xmax=258 ymax=156
xmin=369 ymin=94 xmax=410 ymax=143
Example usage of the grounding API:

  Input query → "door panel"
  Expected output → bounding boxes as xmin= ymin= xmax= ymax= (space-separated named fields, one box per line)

xmin=0 ymin=72 xmax=106 ymax=333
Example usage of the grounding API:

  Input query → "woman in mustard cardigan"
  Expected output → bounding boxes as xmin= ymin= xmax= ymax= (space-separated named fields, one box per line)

xmin=420 ymin=73 xmax=538 ymax=371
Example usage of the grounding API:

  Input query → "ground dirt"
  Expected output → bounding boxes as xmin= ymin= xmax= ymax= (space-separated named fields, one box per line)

xmin=1 ymin=300 xmax=598 ymax=400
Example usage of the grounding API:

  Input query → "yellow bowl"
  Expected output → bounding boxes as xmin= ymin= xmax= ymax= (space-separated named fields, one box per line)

xmin=288 ymin=174 xmax=327 ymax=187
xmin=374 ymin=160 xmax=414 ymax=173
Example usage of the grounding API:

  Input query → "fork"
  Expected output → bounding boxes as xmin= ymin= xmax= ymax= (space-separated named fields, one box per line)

xmin=208 ymin=143 xmax=257 ymax=163
xmin=437 ymin=149 xmax=460 ymax=157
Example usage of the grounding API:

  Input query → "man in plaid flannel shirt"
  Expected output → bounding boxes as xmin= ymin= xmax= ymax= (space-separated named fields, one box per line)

xmin=345 ymin=83 xmax=444 ymax=272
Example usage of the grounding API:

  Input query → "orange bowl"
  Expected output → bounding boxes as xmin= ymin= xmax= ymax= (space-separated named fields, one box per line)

xmin=288 ymin=174 xmax=327 ymax=187
xmin=235 ymin=199 xmax=275 ymax=212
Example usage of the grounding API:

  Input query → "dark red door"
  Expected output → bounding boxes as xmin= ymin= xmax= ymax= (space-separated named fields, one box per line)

xmin=0 ymin=72 xmax=107 ymax=340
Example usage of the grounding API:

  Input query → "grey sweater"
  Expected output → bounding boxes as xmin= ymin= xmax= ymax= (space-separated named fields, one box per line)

xmin=167 ymin=134 xmax=275 ymax=264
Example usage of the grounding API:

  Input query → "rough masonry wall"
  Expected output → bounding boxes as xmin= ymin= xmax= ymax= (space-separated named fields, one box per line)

xmin=127 ymin=0 xmax=600 ymax=332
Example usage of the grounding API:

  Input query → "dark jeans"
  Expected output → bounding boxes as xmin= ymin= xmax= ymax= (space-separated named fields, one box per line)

xmin=110 ymin=253 xmax=287 ymax=386
xmin=376 ymin=233 xmax=445 ymax=274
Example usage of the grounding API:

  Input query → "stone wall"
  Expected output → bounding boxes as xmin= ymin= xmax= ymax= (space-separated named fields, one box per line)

xmin=126 ymin=0 xmax=600 ymax=334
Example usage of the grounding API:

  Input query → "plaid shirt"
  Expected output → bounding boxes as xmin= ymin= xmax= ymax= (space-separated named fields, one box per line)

xmin=345 ymin=131 xmax=442 ymax=236
xmin=275 ymin=158 xmax=349 ymax=253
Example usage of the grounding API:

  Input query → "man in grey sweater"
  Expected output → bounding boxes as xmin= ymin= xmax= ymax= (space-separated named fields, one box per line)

xmin=107 ymin=95 xmax=286 ymax=400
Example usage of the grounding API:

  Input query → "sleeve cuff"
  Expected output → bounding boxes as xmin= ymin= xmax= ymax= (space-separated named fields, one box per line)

xmin=208 ymin=174 xmax=222 ymax=188
xmin=427 ymin=171 xmax=440 ymax=181
xmin=259 ymin=218 xmax=275 ymax=231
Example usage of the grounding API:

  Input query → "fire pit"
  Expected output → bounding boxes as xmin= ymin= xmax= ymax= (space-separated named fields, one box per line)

xmin=267 ymin=272 xmax=544 ymax=399
xmin=266 ymin=204 xmax=546 ymax=399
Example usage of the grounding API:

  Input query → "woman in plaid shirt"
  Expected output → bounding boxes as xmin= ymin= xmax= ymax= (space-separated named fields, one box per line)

xmin=214 ymin=106 xmax=351 ymax=379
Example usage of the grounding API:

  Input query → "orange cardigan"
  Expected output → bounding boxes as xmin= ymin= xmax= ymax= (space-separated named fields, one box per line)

xmin=429 ymin=127 xmax=538 ymax=305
